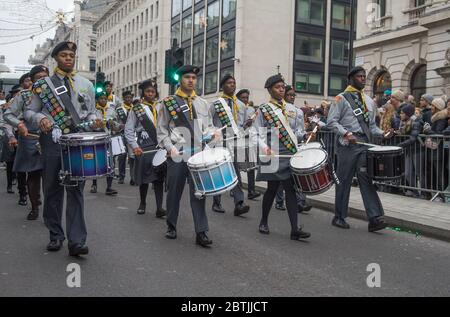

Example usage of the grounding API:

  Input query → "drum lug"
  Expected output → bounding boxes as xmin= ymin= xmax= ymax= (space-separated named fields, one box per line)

xmin=194 ymin=192 xmax=205 ymax=200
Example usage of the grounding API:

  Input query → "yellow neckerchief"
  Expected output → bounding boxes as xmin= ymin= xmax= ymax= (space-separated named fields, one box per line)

xmin=142 ymin=100 xmax=157 ymax=123
xmin=122 ymin=103 xmax=132 ymax=112
xmin=107 ymin=94 xmax=114 ymax=102
xmin=270 ymin=98 xmax=288 ymax=120
xmin=54 ymin=67 xmax=77 ymax=89
xmin=175 ymin=88 xmax=197 ymax=120
xmin=344 ymin=85 xmax=368 ymax=112
xmin=221 ymin=93 xmax=239 ymax=122
xmin=96 ymin=102 xmax=109 ymax=119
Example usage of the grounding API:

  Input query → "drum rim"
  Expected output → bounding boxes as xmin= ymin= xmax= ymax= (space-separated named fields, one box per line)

xmin=188 ymin=158 xmax=233 ymax=171
xmin=290 ymin=148 xmax=328 ymax=171
xmin=187 ymin=148 xmax=232 ymax=168
xmin=193 ymin=177 xmax=239 ymax=197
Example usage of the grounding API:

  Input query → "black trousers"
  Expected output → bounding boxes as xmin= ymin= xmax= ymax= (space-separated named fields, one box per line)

xmin=247 ymin=169 xmax=256 ymax=193
xmin=27 ymin=170 xmax=42 ymax=210
xmin=261 ymin=178 xmax=299 ymax=232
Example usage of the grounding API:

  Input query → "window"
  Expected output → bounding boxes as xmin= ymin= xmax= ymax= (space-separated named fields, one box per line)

xmin=331 ymin=40 xmax=349 ymax=66
xmin=222 ymin=0 xmax=236 ymax=23
xmin=207 ymin=1 xmax=220 ymax=30
xmin=90 ymin=39 xmax=97 ymax=51
xmin=205 ymin=71 xmax=218 ymax=94
xmin=376 ymin=0 xmax=386 ymax=18
xmin=294 ymin=72 xmax=323 ymax=94
xmin=90 ymin=59 xmax=96 ymax=72
xmin=193 ymin=42 xmax=204 ymax=67
xmin=194 ymin=9 xmax=205 ymax=37
xmin=195 ymin=74 xmax=203 ymax=95
xmin=410 ymin=65 xmax=427 ymax=102
xmin=220 ymin=67 xmax=234 ymax=83
xmin=206 ymin=36 xmax=219 ymax=65
xmin=221 ymin=29 xmax=235 ymax=60
xmin=184 ymin=47 xmax=191 ymax=65
xmin=332 ymin=3 xmax=351 ymax=30
xmin=414 ymin=0 xmax=426 ymax=7
xmin=172 ymin=0 xmax=182 ymax=17
xmin=183 ymin=0 xmax=192 ymax=11
xmin=295 ymin=34 xmax=323 ymax=63
xmin=329 ymin=75 xmax=347 ymax=96
xmin=373 ymin=71 xmax=392 ymax=100
xmin=296 ymin=0 xmax=325 ymax=26
xmin=182 ymin=15 xmax=192 ymax=42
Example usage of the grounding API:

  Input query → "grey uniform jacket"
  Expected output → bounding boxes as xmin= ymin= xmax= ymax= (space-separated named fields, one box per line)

xmin=24 ymin=73 xmax=99 ymax=129
xmin=157 ymin=95 xmax=216 ymax=152
xmin=4 ymin=90 xmax=39 ymax=131
xmin=327 ymin=93 xmax=383 ymax=143
xmin=124 ymin=103 xmax=159 ymax=150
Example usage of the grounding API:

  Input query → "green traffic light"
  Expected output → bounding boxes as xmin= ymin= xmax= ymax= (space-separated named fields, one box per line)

xmin=173 ymin=73 xmax=180 ymax=82
xmin=96 ymin=87 xmax=104 ymax=93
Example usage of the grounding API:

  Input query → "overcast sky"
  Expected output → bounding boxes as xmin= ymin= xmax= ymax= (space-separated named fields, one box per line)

xmin=0 ymin=0 xmax=74 ymax=66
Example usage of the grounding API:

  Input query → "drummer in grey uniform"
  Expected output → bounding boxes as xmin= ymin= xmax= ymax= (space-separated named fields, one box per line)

xmin=4 ymin=65 xmax=49 ymax=220
xmin=275 ymin=85 xmax=313 ymax=213
xmin=252 ymin=74 xmax=311 ymax=241
xmin=116 ymin=91 xmax=135 ymax=185
xmin=24 ymin=41 xmax=103 ymax=256
xmin=210 ymin=74 xmax=250 ymax=217
xmin=125 ymin=79 xmax=166 ymax=218
xmin=157 ymin=65 xmax=221 ymax=247
xmin=327 ymin=66 xmax=390 ymax=232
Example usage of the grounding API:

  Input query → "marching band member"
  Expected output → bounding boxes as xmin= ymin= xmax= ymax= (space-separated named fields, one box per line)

xmin=125 ymin=80 xmax=166 ymax=218
xmin=157 ymin=65 xmax=220 ymax=247
xmin=25 ymin=41 xmax=103 ymax=256
xmin=116 ymin=91 xmax=135 ymax=185
xmin=210 ymin=74 xmax=250 ymax=216
xmin=3 ymin=65 xmax=49 ymax=220
xmin=105 ymin=81 xmax=121 ymax=109
xmin=275 ymin=85 xmax=313 ymax=213
xmin=90 ymin=91 xmax=118 ymax=196
xmin=327 ymin=66 xmax=389 ymax=232
xmin=236 ymin=89 xmax=261 ymax=200
xmin=252 ymin=74 xmax=311 ymax=241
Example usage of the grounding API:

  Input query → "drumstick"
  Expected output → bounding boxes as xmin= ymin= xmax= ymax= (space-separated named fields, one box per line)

xmin=356 ymin=142 xmax=378 ymax=147
xmin=305 ymin=126 xmax=318 ymax=145
xmin=259 ymin=154 xmax=294 ymax=159
xmin=27 ymin=133 xmax=40 ymax=139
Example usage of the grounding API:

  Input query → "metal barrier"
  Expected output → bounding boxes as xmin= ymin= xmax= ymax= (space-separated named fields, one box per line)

xmin=316 ymin=130 xmax=450 ymax=200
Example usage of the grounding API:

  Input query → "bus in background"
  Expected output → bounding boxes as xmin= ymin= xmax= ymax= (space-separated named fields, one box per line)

xmin=0 ymin=64 xmax=31 ymax=97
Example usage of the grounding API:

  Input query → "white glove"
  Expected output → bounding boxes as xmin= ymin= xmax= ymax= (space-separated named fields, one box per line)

xmin=141 ymin=130 xmax=149 ymax=140
xmin=52 ymin=127 xmax=62 ymax=144
xmin=423 ymin=122 xmax=431 ymax=133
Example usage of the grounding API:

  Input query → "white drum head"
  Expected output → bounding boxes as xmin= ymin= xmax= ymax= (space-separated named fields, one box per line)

xmin=368 ymin=146 xmax=402 ymax=153
xmin=291 ymin=148 xmax=327 ymax=170
xmin=153 ymin=149 xmax=168 ymax=167
xmin=188 ymin=147 xmax=231 ymax=167
xmin=298 ymin=142 xmax=322 ymax=151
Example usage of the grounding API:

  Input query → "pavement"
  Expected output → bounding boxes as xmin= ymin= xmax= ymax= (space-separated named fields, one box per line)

xmin=1 ymin=170 xmax=450 ymax=297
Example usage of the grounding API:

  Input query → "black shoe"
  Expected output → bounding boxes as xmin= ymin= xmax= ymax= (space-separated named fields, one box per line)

xmin=248 ymin=191 xmax=262 ymax=200
xmin=259 ymin=223 xmax=270 ymax=234
xmin=69 ymin=244 xmax=89 ymax=257
xmin=130 ymin=180 xmax=136 ymax=186
xmin=212 ymin=203 xmax=226 ymax=213
xmin=299 ymin=203 xmax=312 ymax=213
xmin=156 ymin=208 xmax=167 ymax=219
xmin=27 ymin=209 xmax=39 ymax=221
xmin=90 ymin=185 xmax=97 ymax=193
xmin=118 ymin=178 xmax=124 ymax=184
xmin=368 ymin=217 xmax=387 ymax=233
xmin=137 ymin=203 xmax=146 ymax=215
xmin=46 ymin=240 xmax=63 ymax=252
xmin=196 ymin=232 xmax=212 ymax=247
xmin=332 ymin=217 xmax=350 ymax=229
xmin=291 ymin=228 xmax=311 ymax=240
xmin=234 ymin=203 xmax=250 ymax=217
xmin=18 ymin=195 xmax=27 ymax=206
xmin=165 ymin=227 xmax=177 ymax=239
xmin=105 ymin=188 xmax=118 ymax=196
xmin=275 ymin=202 xmax=286 ymax=211
xmin=7 ymin=186 xmax=14 ymax=194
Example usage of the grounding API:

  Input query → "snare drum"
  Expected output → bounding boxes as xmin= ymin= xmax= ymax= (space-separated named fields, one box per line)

xmin=59 ymin=132 xmax=114 ymax=182
xmin=290 ymin=148 xmax=333 ymax=195
xmin=111 ymin=135 xmax=126 ymax=157
xmin=187 ymin=148 xmax=238 ymax=197
xmin=298 ymin=142 xmax=322 ymax=151
xmin=366 ymin=146 xmax=404 ymax=181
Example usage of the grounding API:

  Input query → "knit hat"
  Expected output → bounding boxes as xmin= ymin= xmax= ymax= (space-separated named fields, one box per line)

xmin=421 ymin=94 xmax=434 ymax=104
xmin=401 ymin=104 xmax=415 ymax=118
xmin=432 ymin=98 xmax=446 ymax=111
xmin=391 ymin=90 xmax=405 ymax=102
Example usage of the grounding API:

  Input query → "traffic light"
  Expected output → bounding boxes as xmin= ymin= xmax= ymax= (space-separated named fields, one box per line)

xmin=165 ymin=46 xmax=184 ymax=86
xmin=95 ymin=71 xmax=106 ymax=95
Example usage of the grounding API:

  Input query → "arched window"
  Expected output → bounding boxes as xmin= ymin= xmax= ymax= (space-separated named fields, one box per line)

xmin=410 ymin=65 xmax=427 ymax=103
xmin=373 ymin=70 xmax=392 ymax=101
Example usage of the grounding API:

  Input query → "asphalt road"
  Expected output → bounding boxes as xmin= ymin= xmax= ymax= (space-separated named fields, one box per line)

xmin=0 ymin=168 xmax=450 ymax=297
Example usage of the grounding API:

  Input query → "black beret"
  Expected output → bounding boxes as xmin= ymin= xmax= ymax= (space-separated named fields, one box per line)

xmin=29 ymin=65 xmax=49 ymax=81
xmin=122 ymin=91 xmax=133 ymax=98
xmin=285 ymin=85 xmax=294 ymax=92
xmin=104 ymin=81 xmax=112 ymax=87
xmin=176 ymin=65 xmax=200 ymax=78
xmin=264 ymin=74 xmax=285 ymax=89
xmin=220 ymin=74 xmax=235 ymax=88
xmin=236 ymin=88 xmax=250 ymax=97
xmin=9 ymin=84 xmax=21 ymax=94
xmin=51 ymin=41 xmax=77 ymax=58
xmin=138 ymin=80 xmax=156 ymax=91
xmin=95 ymin=90 xmax=107 ymax=100
xmin=347 ymin=66 xmax=366 ymax=79
xmin=19 ymin=73 xmax=31 ymax=85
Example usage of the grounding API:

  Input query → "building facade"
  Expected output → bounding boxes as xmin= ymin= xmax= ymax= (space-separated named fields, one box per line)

xmin=170 ymin=0 xmax=356 ymax=106
xmin=354 ymin=0 xmax=450 ymax=102
xmin=94 ymin=0 xmax=171 ymax=98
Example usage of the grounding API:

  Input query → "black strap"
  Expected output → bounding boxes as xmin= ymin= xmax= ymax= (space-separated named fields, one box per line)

xmin=172 ymin=95 xmax=197 ymax=136
xmin=133 ymin=104 xmax=157 ymax=143
xmin=50 ymin=75 xmax=81 ymax=126
xmin=343 ymin=92 xmax=372 ymax=143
